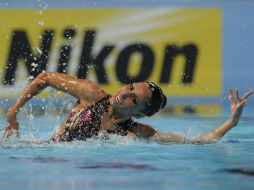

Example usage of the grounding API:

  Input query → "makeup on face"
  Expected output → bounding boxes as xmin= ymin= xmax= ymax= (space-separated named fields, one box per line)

xmin=115 ymin=83 xmax=151 ymax=107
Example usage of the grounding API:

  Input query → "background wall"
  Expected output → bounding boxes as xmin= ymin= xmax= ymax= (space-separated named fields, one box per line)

xmin=0 ymin=0 xmax=254 ymax=115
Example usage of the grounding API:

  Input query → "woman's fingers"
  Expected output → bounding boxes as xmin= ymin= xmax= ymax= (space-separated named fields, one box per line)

xmin=228 ymin=88 xmax=254 ymax=102
xmin=228 ymin=88 xmax=239 ymax=104
xmin=228 ymin=88 xmax=234 ymax=96
xmin=242 ymin=90 xmax=254 ymax=100
xmin=235 ymin=89 xmax=242 ymax=102
xmin=3 ymin=128 xmax=11 ymax=139
xmin=228 ymin=95 xmax=235 ymax=105
xmin=237 ymin=99 xmax=247 ymax=108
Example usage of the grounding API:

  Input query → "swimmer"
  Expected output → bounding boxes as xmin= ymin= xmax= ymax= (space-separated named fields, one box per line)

xmin=1 ymin=71 xmax=254 ymax=143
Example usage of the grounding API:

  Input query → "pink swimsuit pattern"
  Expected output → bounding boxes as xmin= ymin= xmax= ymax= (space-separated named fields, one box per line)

xmin=58 ymin=95 xmax=137 ymax=142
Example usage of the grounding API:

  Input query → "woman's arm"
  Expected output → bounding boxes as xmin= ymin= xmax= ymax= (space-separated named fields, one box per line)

xmin=193 ymin=89 xmax=254 ymax=143
xmin=138 ymin=89 xmax=254 ymax=143
xmin=2 ymin=71 xmax=106 ymax=140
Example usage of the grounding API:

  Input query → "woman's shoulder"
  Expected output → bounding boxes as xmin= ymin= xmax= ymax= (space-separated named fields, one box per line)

xmin=112 ymin=120 xmax=157 ymax=139
xmin=77 ymin=79 xmax=109 ymax=101
xmin=76 ymin=94 xmax=111 ymax=109
xmin=131 ymin=122 xmax=158 ymax=139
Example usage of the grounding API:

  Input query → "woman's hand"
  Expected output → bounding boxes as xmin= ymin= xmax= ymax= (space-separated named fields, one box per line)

xmin=190 ymin=88 xmax=254 ymax=143
xmin=228 ymin=88 xmax=254 ymax=114
xmin=2 ymin=107 xmax=20 ymax=140
xmin=228 ymin=88 xmax=254 ymax=126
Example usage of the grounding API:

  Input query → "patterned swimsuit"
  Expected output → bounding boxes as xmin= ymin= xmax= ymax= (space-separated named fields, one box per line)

xmin=57 ymin=95 xmax=137 ymax=142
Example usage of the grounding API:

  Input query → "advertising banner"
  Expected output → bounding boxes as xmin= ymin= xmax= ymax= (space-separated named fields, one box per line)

xmin=0 ymin=8 xmax=221 ymax=98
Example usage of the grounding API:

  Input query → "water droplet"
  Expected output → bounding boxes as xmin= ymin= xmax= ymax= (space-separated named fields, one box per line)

xmin=36 ymin=47 xmax=42 ymax=54
xmin=38 ymin=21 xmax=44 ymax=26
xmin=31 ymin=63 xmax=38 ymax=68
xmin=28 ymin=76 xmax=34 ymax=80
xmin=37 ymin=10 xmax=43 ymax=15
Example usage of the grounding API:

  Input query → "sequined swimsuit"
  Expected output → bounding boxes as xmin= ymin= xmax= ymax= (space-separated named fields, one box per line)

xmin=57 ymin=95 xmax=137 ymax=142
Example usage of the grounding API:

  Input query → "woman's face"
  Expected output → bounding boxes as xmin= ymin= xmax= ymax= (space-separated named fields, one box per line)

xmin=111 ymin=82 xmax=152 ymax=118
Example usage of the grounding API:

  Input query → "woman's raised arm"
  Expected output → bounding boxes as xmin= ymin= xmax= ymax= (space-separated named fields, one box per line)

xmin=193 ymin=89 xmax=254 ymax=143
xmin=2 ymin=71 xmax=105 ymax=140
xmin=146 ymin=89 xmax=254 ymax=143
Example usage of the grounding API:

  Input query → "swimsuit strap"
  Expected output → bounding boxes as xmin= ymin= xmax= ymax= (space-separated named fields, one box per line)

xmin=61 ymin=95 xmax=137 ymax=141
xmin=66 ymin=95 xmax=110 ymax=130
xmin=92 ymin=95 xmax=111 ymax=116
xmin=90 ymin=95 xmax=111 ymax=131
xmin=92 ymin=95 xmax=137 ymax=136
xmin=61 ymin=95 xmax=111 ymax=141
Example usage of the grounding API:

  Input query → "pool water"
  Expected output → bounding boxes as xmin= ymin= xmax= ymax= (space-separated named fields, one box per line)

xmin=1 ymin=110 xmax=254 ymax=190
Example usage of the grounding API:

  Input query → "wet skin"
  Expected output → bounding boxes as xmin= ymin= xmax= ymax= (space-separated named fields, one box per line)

xmin=110 ymin=83 xmax=152 ymax=120
xmin=53 ymin=82 xmax=154 ymax=140
xmin=2 ymin=71 xmax=254 ymax=143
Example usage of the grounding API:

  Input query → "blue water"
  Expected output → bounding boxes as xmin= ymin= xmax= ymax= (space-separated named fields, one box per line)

xmin=1 ymin=111 xmax=254 ymax=190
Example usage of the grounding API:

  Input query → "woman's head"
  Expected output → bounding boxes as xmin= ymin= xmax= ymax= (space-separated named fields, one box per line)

xmin=111 ymin=82 xmax=167 ymax=118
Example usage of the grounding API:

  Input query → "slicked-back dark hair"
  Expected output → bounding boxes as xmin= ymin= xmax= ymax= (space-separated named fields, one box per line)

xmin=141 ymin=82 xmax=167 ymax=117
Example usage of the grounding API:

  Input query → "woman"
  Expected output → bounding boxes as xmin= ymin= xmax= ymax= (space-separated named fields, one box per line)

xmin=2 ymin=71 xmax=254 ymax=143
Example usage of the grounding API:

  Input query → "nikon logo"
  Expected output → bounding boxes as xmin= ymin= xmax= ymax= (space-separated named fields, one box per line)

xmin=3 ymin=28 xmax=198 ymax=85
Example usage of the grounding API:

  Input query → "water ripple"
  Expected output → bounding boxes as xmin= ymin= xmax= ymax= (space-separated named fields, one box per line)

xmin=221 ymin=168 xmax=254 ymax=177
